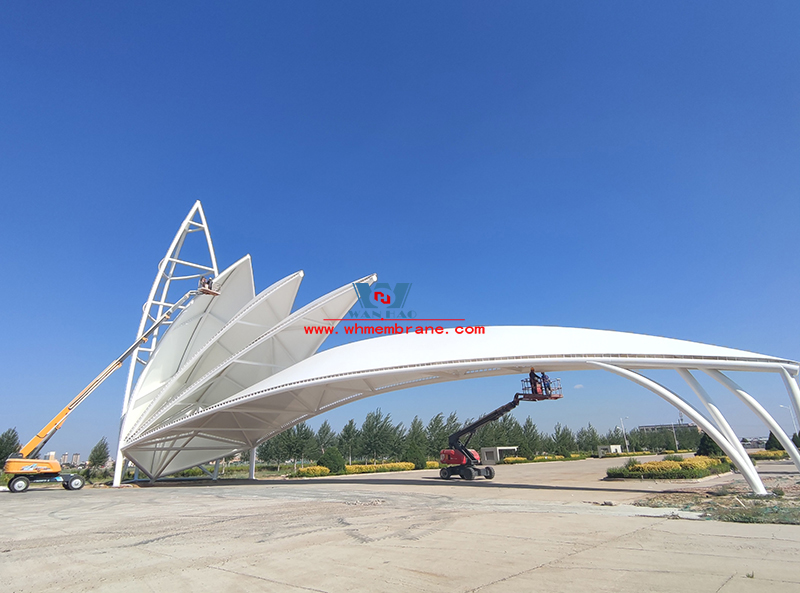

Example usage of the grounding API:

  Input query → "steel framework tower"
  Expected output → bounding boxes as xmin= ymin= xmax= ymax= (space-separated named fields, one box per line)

xmin=113 ymin=201 xmax=218 ymax=486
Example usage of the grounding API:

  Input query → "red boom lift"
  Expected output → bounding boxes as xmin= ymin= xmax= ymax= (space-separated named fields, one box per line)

xmin=439 ymin=375 xmax=562 ymax=480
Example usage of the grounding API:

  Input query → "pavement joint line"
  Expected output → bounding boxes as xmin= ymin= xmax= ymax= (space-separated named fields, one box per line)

xmin=209 ymin=564 xmax=330 ymax=593
xmin=714 ymin=573 xmax=736 ymax=592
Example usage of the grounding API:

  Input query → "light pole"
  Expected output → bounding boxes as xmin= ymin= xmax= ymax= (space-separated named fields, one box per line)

xmin=619 ymin=417 xmax=630 ymax=453
xmin=779 ymin=404 xmax=799 ymax=435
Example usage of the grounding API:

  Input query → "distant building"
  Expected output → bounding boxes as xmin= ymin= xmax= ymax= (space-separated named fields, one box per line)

xmin=597 ymin=445 xmax=622 ymax=457
xmin=637 ymin=423 xmax=700 ymax=433
xmin=740 ymin=437 xmax=767 ymax=449
xmin=72 ymin=453 xmax=81 ymax=465
xmin=60 ymin=452 xmax=69 ymax=465
xmin=45 ymin=451 xmax=56 ymax=461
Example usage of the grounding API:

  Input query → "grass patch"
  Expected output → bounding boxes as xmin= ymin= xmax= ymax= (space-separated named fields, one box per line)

xmin=634 ymin=478 xmax=800 ymax=525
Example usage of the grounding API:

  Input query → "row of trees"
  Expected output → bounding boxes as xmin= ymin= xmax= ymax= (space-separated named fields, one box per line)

xmin=250 ymin=409 xmax=709 ymax=467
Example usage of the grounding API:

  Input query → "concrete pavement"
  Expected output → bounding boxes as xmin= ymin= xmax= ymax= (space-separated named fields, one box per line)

xmin=2 ymin=457 xmax=798 ymax=592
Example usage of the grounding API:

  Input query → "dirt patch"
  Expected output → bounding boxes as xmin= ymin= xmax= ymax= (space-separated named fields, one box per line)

xmin=634 ymin=474 xmax=800 ymax=524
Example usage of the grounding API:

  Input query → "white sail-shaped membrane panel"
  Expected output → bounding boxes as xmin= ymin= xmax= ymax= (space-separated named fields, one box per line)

xmin=126 ymin=270 xmax=305 ymax=438
xmin=123 ymin=326 xmax=799 ymax=478
xmin=120 ymin=256 xmax=255 ymax=436
xmin=123 ymin=273 xmax=377 ymax=476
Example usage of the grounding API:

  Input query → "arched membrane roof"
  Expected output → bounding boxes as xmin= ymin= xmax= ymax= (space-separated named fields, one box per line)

xmin=123 ymin=326 xmax=799 ymax=479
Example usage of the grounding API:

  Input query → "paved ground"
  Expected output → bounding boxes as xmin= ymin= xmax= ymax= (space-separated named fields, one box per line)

xmin=2 ymin=457 xmax=799 ymax=592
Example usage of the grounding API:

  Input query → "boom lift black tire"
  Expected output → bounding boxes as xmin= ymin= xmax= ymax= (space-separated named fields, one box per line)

xmin=484 ymin=466 xmax=495 ymax=480
xmin=460 ymin=467 xmax=475 ymax=480
xmin=66 ymin=475 xmax=85 ymax=490
xmin=439 ymin=468 xmax=451 ymax=480
xmin=9 ymin=476 xmax=30 ymax=493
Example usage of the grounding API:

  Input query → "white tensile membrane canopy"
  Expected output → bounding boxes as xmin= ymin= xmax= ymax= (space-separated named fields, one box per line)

xmin=120 ymin=267 xmax=377 ymax=478
xmin=115 ymin=203 xmax=800 ymax=495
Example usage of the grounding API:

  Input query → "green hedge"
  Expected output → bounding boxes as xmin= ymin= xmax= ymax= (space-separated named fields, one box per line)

xmin=607 ymin=461 xmax=731 ymax=480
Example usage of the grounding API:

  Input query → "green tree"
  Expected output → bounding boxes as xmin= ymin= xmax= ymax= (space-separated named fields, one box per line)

xmin=360 ymin=408 xmax=394 ymax=462
xmin=0 ymin=427 xmax=21 ymax=464
xmin=402 ymin=442 xmax=427 ymax=469
xmin=765 ymin=432 xmax=784 ymax=451
xmin=277 ymin=423 xmax=313 ymax=471
xmin=498 ymin=414 xmax=524 ymax=448
xmin=792 ymin=433 xmax=800 ymax=449
xmin=406 ymin=416 xmax=427 ymax=455
xmin=256 ymin=438 xmax=280 ymax=465
xmin=696 ymin=433 xmax=724 ymax=457
xmin=521 ymin=417 xmax=542 ymax=457
xmin=576 ymin=423 xmax=601 ymax=454
xmin=88 ymin=436 xmax=110 ymax=478
xmin=338 ymin=419 xmax=360 ymax=465
xmin=317 ymin=446 xmax=346 ymax=474
xmin=315 ymin=420 xmax=336 ymax=455
xmin=551 ymin=423 xmax=577 ymax=456
xmin=425 ymin=413 xmax=449 ymax=458
xmin=386 ymin=421 xmax=407 ymax=460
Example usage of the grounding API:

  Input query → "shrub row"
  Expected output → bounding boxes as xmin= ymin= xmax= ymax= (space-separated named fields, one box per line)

xmin=425 ymin=461 xmax=441 ymax=469
xmin=592 ymin=451 xmax=657 ymax=458
xmin=296 ymin=466 xmax=330 ymax=477
xmin=345 ymin=462 xmax=415 ymax=474
xmin=748 ymin=450 xmax=788 ymax=460
xmin=607 ymin=456 xmax=731 ymax=480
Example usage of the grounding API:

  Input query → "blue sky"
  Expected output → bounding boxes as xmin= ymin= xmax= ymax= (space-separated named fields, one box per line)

xmin=1 ymin=3 xmax=798 ymax=458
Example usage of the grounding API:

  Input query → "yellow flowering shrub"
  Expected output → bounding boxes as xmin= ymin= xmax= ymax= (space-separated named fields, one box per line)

xmin=296 ymin=466 xmax=330 ymax=477
xmin=425 ymin=461 xmax=441 ymax=469
xmin=680 ymin=456 xmax=717 ymax=470
xmin=635 ymin=460 xmax=682 ymax=472
xmin=748 ymin=450 xmax=788 ymax=460
xmin=501 ymin=456 xmax=528 ymax=464
xmin=345 ymin=462 xmax=415 ymax=474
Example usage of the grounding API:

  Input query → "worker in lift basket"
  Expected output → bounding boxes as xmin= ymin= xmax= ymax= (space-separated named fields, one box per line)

xmin=541 ymin=371 xmax=552 ymax=396
xmin=529 ymin=368 xmax=542 ymax=395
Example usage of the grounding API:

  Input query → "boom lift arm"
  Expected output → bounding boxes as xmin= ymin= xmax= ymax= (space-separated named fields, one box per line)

xmin=16 ymin=288 xmax=203 ymax=461
xmin=447 ymin=393 xmax=527 ymax=467
xmin=438 ymin=376 xmax=563 ymax=480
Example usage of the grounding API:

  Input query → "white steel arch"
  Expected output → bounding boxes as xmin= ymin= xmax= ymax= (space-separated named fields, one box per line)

xmin=120 ymin=324 xmax=800 ymax=492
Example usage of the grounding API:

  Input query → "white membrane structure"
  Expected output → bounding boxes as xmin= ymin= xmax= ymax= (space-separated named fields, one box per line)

xmin=115 ymin=204 xmax=800 ymax=494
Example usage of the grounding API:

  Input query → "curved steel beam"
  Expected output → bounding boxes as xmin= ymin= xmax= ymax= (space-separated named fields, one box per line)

xmin=704 ymin=369 xmax=800 ymax=473
xmin=779 ymin=367 xmax=800 ymax=438
xmin=677 ymin=369 xmax=764 ymax=493
xmin=590 ymin=362 xmax=768 ymax=495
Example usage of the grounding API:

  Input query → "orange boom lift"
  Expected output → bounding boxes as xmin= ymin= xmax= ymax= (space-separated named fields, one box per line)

xmin=4 ymin=287 xmax=215 ymax=493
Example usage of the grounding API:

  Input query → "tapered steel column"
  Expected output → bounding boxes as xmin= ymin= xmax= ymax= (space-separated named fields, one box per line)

xmin=705 ymin=369 xmax=800 ymax=473
xmin=678 ymin=369 xmax=764 ymax=493
xmin=590 ymin=362 xmax=767 ymax=495
xmin=249 ymin=447 xmax=257 ymax=480
xmin=779 ymin=367 xmax=800 ymax=438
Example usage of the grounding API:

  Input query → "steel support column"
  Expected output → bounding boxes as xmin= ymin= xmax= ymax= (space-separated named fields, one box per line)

xmin=678 ymin=369 xmax=764 ymax=493
xmin=779 ymin=367 xmax=800 ymax=439
xmin=249 ymin=447 xmax=257 ymax=480
xmin=590 ymin=362 xmax=768 ymax=495
xmin=705 ymin=369 xmax=800 ymax=473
